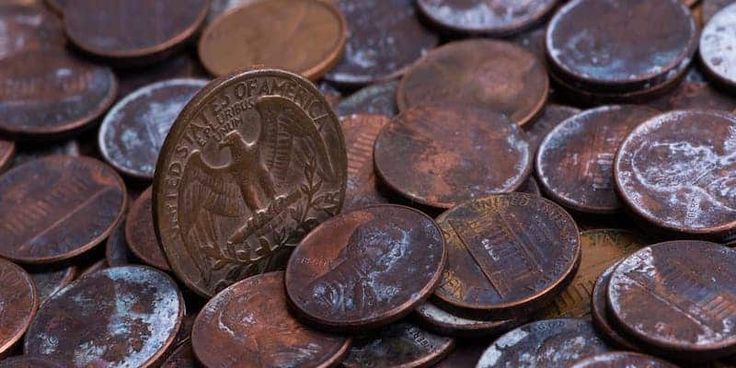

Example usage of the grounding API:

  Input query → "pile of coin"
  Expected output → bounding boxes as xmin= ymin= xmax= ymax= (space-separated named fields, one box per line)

xmin=0 ymin=0 xmax=735 ymax=367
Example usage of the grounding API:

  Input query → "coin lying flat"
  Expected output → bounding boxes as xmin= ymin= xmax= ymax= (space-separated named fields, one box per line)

xmin=336 ymin=80 xmax=399 ymax=118
xmin=415 ymin=301 xmax=520 ymax=338
xmin=571 ymin=352 xmax=678 ymax=368
xmin=591 ymin=263 xmax=639 ymax=351
xmin=0 ymin=258 xmax=38 ymax=358
xmin=648 ymin=75 xmax=736 ymax=111
xmin=342 ymin=114 xmax=390 ymax=212
xmin=0 ymin=4 xmax=65 ymax=60
xmin=126 ymin=187 xmax=171 ymax=271
xmin=0 ymin=140 xmax=15 ymax=174
xmin=0 ymin=356 xmax=65 ymax=368
xmin=154 ymin=68 xmax=347 ymax=297
xmin=192 ymin=271 xmax=350 ymax=368
xmin=286 ymin=205 xmax=445 ymax=331
xmin=25 ymin=266 xmax=184 ymax=367
xmin=524 ymin=104 xmax=581 ymax=155
xmin=701 ymin=3 xmax=736 ymax=88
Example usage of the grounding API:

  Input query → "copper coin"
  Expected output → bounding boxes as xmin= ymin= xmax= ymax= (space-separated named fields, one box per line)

xmin=542 ymin=229 xmax=644 ymax=319
xmin=126 ymin=187 xmax=171 ymax=271
xmin=286 ymin=205 xmax=445 ymax=330
xmin=0 ymin=156 xmax=127 ymax=264
xmin=571 ymin=352 xmax=678 ymax=368
xmin=341 ymin=322 xmax=454 ymax=368
xmin=0 ymin=49 xmax=117 ymax=139
xmin=524 ymin=104 xmax=581 ymax=155
xmin=11 ymin=139 xmax=79 ymax=168
xmin=434 ymin=193 xmax=580 ymax=320
xmin=27 ymin=264 xmax=77 ymax=303
xmin=536 ymin=105 xmax=660 ymax=214
xmin=433 ymin=343 xmax=488 ymax=368
xmin=116 ymin=52 xmax=209 ymax=98
xmin=701 ymin=3 xmax=736 ymax=88
xmin=417 ymin=0 xmax=557 ymax=36
xmin=63 ymin=0 xmax=208 ymax=64
xmin=0 ymin=356 xmax=64 ymax=368
xmin=397 ymin=40 xmax=548 ymax=127
xmin=415 ymin=301 xmax=520 ymax=338
xmin=105 ymin=221 xmax=132 ymax=267
xmin=207 ymin=0 xmax=253 ymax=24
xmin=0 ymin=140 xmax=15 ymax=174
xmin=608 ymin=241 xmax=736 ymax=360
xmin=0 ymin=259 xmax=38 ymax=358
xmin=546 ymin=0 xmax=698 ymax=93
xmin=324 ymin=0 xmax=438 ymax=86
xmin=100 ymin=79 xmax=207 ymax=180
xmin=512 ymin=27 xmax=547 ymax=66
xmin=477 ymin=319 xmax=612 ymax=368
xmin=154 ymin=68 xmax=347 ymax=297
xmin=590 ymin=262 xmax=640 ymax=351
xmin=161 ymin=342 xmax=199 ymax=368
xmin=336 ymin=80 xmax=399 ymax=118
xmin=198 ymin=0 xmax=347 ymax=79
xmin=704 ymin=0 xmax=734 ymax=24
xmin=648 ymin=77 xmax=736 ymax=111
xmin=0 ymin=4 xmax=65 ymax=61
xmin=375 ymin=106 xmax=531 ymax=209
xmin=614 ymin=110 xmax=736 ymax=242
xmin=342 ymin=114 xmax=390 ymax=212
xmin=25 ymin=266 xmax=184 ymax=367
xmin=192 ymin=271 xmax=350 ymax=368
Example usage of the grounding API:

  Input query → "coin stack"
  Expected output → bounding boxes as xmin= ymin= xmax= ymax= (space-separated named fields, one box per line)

xmin=0 ymin=0 xmax=735 ymax=367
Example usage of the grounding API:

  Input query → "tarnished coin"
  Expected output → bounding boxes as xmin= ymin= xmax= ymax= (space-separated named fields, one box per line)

xmin=286 ymin=205 xmax=445 ymax=330
xmin=198 ymin=0 xmax=347 ymax=79
xmin=192 ymin=272 xmax=350 ymax=368
xmin=161 ymin=342 xmax=198 ymax=368
xmin=536 ymin=105 xmax=660 ymax=214
xmin=342 ymin=114 xmax=390 ymax=212
xmin=99 ymin=79 xmax=207 ymax=180
xmin=434 ymin=343 xmax=489 ymax=368
xmin=590 ymin=263 xmax=639 ymax=351
xmin=614 ymin=110 xmax=736 ymax=242
xmin=63 ymin=0 xmax=209 ymax=64
xmin=324 ymin=0 xmax=438 ymax=86
xmin=126 ymin=187 xmax=171 ymax=271
xmin=341 ymin=322 xmax=454 ymax=368
xmin=512 ymin=27 xmax=547 ymax=65
xmin=27 ymin=264 xmax=77 ymax=303
xmin=154 ymin=68 xmax=347 ymax=297
xmin=476 ymin=319 xmax=612 ymax=368
xmin=0 ymin=258 xmax=38 ymax=358
xmin=524 ymin=104 xmax=581 ymax=155
xmin=375 ymin=106 xmax=531 ymax=209
xmin=0 ymin=140 xmax=15 ymax=174
xmin=648 ymin=77 xmax=736 ymax=111
xmin=417 ymin=0 xmax=557 ymax=36
xmin=0 ymin=5 xmax=65 ymax=60
xmin=415 ymin=301 xmax=520 ymax=338
xmin=704 ymin=0 xmax=734 ymax=24
xmin=0 ymin=356 xmax=64 ymax=368
xmin=78 ymin=259 xmax=108 ymax=278
xmin=336 ymin=80 xmax=399 ymax=118
xmin=434 ymin=194 xmax=580 ymax=320
xmin=398 ymin=40 xmax=548 ymax=127
xmin=0 ymin=156 xmax=127 ymax=264
xmin=608 ymin=241 xmax=736 ymax=360
xmin=542 ymin=229 xmax=644 ymax=319
xmin=25 ymin=266 xmax=184 ymax=367
xmin=116 ymin=53 xmax=209 ymax=98
xmin=0 ymin=49 xmax=117 ymax=139
xmin=701 ymin=3 xmax=736 ymax=88
xmin=571 ymin=352 xmax=678 ymax=368
xmin=105 ymin=221 xmax=133 ymax=267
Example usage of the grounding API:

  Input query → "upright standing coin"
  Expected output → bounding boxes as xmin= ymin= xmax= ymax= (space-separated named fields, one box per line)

xmin=161 ymin=342 xmax=198 ymax=368
xmin=701 ymin=3 xmax=736 ymax=88
xmin=608 ymin=241 xmax=736 ymax=360
xmin=0 ymin=156 xmax=127 ymax=264
xmin=0 ymin=259 xmax=38 ymax=358
xmin=154 ymin=68 xmax=347 ymax=297
xmin=0 ymin=140 xmax=15 ymax=173
xmin=63 ymin=0 xmax=209 ymax=65
xmin=324 ymin=0 xmax=438 ymax=86
xmin=398 ymin=40 xmax=548 ymax=126
xmin=614 ymin=110 xmax=736 ymax=242
xmin=0 ymin=356 xmax=64 ymax=368
xmin=99 ymin=79 xmax=207 ymax=180
xmin=590 ymin=263 xmax=639 ymax=351
xmin=193 ymin=271 xmax=350 ymax=368
xmin=126 ymin=187 xmax=171 ymax=271
xmin=342 ymin=114 xmax=390 ymax=212
xmin=336 ymin=80 xmax=399 ymax=118
xmin=25 ymin=266 xmax=184 ymax=367
xmin=571 ymin=352 xmax=677 ymax=368
xmin=0 ymin=5 xmax=65 ymax=60
xmin=434 ymin=194 xmax=580 ymax=320
xmin=27 ymin=265 xmax=77 ymax=302
xmin=374 ymin=106 xmax=531 ymax=209
xmin=198 ymin=0 xmax=347 ymax=79
xmin=286 ymin=205 xmax=445 ymax=331
xmin=524 ymin=104 xmax=581 ymax=155
xmin=417 ymin=0 xmax=557 ymax=36
xmin=0 ymin=49 xmax=117 ymax=139
xmin=536 ymin=105 xmax=660 ymax=214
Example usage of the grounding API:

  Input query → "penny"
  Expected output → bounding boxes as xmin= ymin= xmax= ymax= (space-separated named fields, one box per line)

xmin=571 ymin=352 xmax=678 ymax=368
xmin=341 ymin=322 xmax=454 ymax=368
xmin=375 ymin=105 xmax=531 ymax=209
xmin=701 ymin=3 xmax=736 ymax=88
xmin=0 ymin=356 xmax=64 ymax=368
xmin=517 ymin=177 xmax=541 ymax=196
xmin=0 ymin=156 xmax=127 ymax=264
xmin=198 ymin=0 xmax=347 ymax=79
xmin=542 ymin=229 xmax=644 ymax=319
xmin=126 ymin=187 xmax=171 ymax=271
xmin=524 ymin=104 xmax=581 ymax=155
xmin=11 ymin=139 xmax=79 ymax=168
xmin=0 ymin=5 xmax=65 ymax=61
xmin=0 ymin=49 xmax=117 ymax=139
xmin=590 ymin=263 xmax=640 ymax=351
xmin=608 ymin=241 xmax=736 ymax=360
xmin=192 ymin=271 xmax=350 ymax=368
xmin=105 ymin=221 xmax=133 ymax=267
xmin=154 ymin=68 xmax=347 ymax=297
xmin=477 ymin=319 xmax=612 ymax=368
xmin=207 ymin=0 xmax=253 ymax=24
xmin=286 ymin=205 xmax=445 ymax=330
xmin=398 ymin=40 xmax=548 ymax=127
xmin=342 ymin=114 xmax=390 ymax=212
xmin=417 ymin=0 xmax=557 ymax=36
xmin=704 ymin=0 xmax=734 ymax=24
xmin=100 ymin=78 xmax=207 ymax=180
xmin=27 ymin=264 xmax=77 ymax=303
xmin=0 ymin=258 xmax=38 ymax=358
xmin=161 ymin=342 xmax=198 ymax=368
xmin=536 ymin=105 xmax=660 ymax=214
xmin=324 ymin=0 xmax=438 ymax=86
xmin=116 ymin=52 xmax=209 ymax=98
xmin=63 ymin=0 xmax=209 ymax=65
xmin=434 ymin=194 xmax=580 ymax=320
xmin=433 ymin=343 xmax=488 ymax=368
xmin=512 ymin=27 xmax=547 ymax=65
xmin=25 ymin=266 xmax=184 ymax=367
xmin=415 ymin=301 xmax=520 ymax=338
xmin=546 ymin=0 xmax=698 ymax=93
xmin=336 ymin=80 xmax=399 ymax=118
xmin=614 ymin=110 xmax=736 ymax=242
xmin=0 ymin=140 xmax=15 ymax=174
xmin=648 ymin=77 xmax=736 ymax=111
